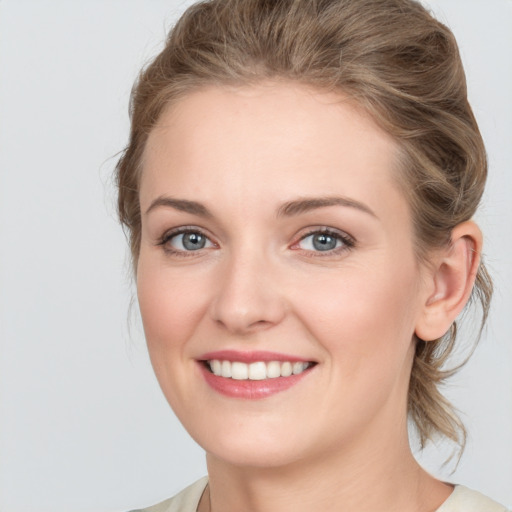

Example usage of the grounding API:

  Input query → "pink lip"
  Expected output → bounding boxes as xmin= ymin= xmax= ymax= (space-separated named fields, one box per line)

xmin=199 ymin=350 xmax=310 ymax=364
xmin=196 ymin=351 xmax=315 ymax=400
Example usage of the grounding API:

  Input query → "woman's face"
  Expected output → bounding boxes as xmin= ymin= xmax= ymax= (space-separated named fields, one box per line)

xmin=137 ymin=83 xmax=431 ymax=468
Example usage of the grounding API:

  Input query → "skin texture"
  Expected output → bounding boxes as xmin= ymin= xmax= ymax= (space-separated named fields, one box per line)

xmin=137 ymin=83 xmax=480 ymax=512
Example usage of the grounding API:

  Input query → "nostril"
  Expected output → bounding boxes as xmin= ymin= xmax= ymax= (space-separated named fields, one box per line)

xmin=208 ymin=266 xmax=287 ymax=333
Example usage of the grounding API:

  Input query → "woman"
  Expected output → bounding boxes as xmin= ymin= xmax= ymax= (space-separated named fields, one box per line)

xmin=117 ymin=0 xmax=508 ymax=510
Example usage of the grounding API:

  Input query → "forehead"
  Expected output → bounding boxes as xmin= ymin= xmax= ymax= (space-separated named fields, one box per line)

xmin=140 ymin=83 xmax=406 ymax=222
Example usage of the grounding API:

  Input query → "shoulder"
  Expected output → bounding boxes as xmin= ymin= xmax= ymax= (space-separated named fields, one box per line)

xmin=128 ymin=476 xmax=208 ymax=512
xmin=436 ymin=485 xmax=509 ymax=512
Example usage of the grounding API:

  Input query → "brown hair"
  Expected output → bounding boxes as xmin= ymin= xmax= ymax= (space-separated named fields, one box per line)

xmin=116 ymin=0 xmax=492 ymax=452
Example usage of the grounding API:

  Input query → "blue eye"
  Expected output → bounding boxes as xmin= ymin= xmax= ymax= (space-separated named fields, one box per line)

xmin=164 ymin=230 xmax=214 ymax=252
xmin=297 ymin=230 xmax=354 ymax=253
xmin=299 ymin=233 xmax=340 ymax=251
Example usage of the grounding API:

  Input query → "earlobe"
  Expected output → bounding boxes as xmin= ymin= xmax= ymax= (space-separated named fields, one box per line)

xmin=415 ymin=221 xmax=482 ymax=342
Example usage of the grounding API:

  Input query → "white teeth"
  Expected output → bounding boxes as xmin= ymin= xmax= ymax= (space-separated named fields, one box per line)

xmin=221 ymin=360 xmax=232 ymax=378
xmin=293 ymin=362 xmax=307 ymax=374
xmin=281 ymin=361 xmax=293 ymax=377
xmin=266 ymin=361 xmax=281 ymax=378
xmin=211 ymin=360 xmax=222 ymax=376
xmin=231 ymin=362 xmax=248 ymax=380
xmin=248 ymin=362 xmax=267 ymax=380
xmin=208 ymin=360 xmax=311 ymax=380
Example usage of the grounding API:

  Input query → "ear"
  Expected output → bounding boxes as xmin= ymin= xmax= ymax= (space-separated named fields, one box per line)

xmin=415 ymin=221 xmax=482 ymax=342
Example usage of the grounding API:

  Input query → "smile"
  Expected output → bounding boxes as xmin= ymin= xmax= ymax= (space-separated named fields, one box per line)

xmin=198 ymin=351 xmax=316 ymax=399
xmin=207 ymin=360 xmax=312 ymax=380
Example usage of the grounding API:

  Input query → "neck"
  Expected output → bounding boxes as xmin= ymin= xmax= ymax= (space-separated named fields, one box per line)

xmin=201 ymin=421 xmax=452 ymax=512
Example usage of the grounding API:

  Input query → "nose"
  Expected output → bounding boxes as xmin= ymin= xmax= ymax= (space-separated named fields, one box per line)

xmin=209 ymin=249 xmax=287 ymax=335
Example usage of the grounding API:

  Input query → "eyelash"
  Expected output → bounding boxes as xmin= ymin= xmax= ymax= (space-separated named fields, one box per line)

xmin=293 ymin=228 xmax=355 ymax=257
xmin=157 ymin=227 xmax=216 ymax=257
xmin=157 ymin=227 xmax=355 ymax=257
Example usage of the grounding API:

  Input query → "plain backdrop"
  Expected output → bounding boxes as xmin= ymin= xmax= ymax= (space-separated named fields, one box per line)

xmin=0 ymin=1 xmax=511 ymax=511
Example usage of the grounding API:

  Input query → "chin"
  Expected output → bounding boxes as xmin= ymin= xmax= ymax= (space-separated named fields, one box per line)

xmin=205 ymin=437 xmax=308 ymax=469
xmin=182 ymin=413 xmax=312 ymax=469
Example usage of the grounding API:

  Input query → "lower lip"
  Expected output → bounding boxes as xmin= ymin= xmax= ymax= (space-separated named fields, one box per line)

xmin=198 ymin=363 xmax=312 ymax=399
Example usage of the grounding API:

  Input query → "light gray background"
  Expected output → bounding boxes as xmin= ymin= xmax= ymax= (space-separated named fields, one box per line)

xmin=0 ymin=1 xmax=510 ymax=511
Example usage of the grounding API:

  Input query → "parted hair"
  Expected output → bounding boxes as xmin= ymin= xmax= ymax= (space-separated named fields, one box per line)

xmin=116 ymin=0 xmax=492 ymax=453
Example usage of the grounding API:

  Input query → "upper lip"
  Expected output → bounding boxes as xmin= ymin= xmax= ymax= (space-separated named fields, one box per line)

xmin=198 ymin=350 xmax=314 ymax=364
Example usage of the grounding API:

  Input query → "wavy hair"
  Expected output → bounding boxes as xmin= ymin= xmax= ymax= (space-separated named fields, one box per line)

xmin=116 ymin=0 xmax=492 ymax=452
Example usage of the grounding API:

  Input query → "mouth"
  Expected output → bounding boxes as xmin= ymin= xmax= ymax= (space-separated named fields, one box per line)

xmin=197 ymin=351 xmax=317 ymax=399
xmin=204 ymin=359 xmax=314 ymax=380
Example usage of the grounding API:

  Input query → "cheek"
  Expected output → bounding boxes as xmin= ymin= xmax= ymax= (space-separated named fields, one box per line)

xmin=136 ymin=256 xmax=210 ymax=353
xmin=293 ymin=259 xmax=420 ymax=375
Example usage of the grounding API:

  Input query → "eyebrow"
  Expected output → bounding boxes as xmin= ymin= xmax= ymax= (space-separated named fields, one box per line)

xmin=145 ymin=197 xmax=212 ymax=217
xmin=145 ymin=195 xmax=376 ymax=219
xmin=277 ymin=196 xmax=377 ymax=218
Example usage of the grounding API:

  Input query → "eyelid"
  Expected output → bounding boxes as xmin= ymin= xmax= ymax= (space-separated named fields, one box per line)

xmin=157 ymin=226 xmax=217 ymax=255
xmin=291 ymin=227 xmax=356 ymax=254
xmin=155 ymin=225 xmax=355 ymax=257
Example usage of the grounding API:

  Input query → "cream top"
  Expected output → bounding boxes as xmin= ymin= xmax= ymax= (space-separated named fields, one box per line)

xmin=131 ymin=477 xmax=509 ymax=512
